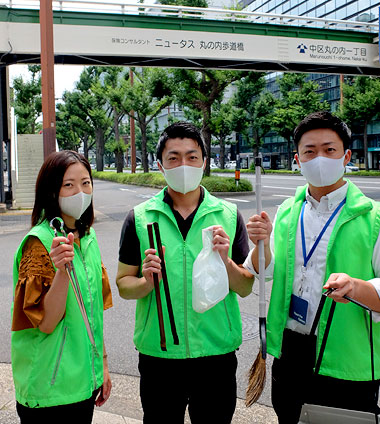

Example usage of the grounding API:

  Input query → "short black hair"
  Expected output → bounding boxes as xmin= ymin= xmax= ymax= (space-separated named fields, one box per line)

xmin=294 ymin=111 xmax=351 ymax=151
xmin=156 ymin=121 xmax=207 ymax=162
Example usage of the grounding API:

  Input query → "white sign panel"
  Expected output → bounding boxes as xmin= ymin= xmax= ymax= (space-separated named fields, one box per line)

xmin=1 ymin=22 xmax=379 ymax=69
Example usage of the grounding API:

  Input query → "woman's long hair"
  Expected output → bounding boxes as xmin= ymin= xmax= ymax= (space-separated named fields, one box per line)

xmin=31 ymin=151 xmax=94 ymax=237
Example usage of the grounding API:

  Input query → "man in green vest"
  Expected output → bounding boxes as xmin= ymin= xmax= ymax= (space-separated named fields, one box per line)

xmin=244 ymin=111 xmax=380 ymax=423
xmin=116 ymin=122 xmax=254 ymax=423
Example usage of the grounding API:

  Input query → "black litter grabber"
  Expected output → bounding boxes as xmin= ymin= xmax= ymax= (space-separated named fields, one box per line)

xmin=299 ymin=289 xmax=378 ymax=424
xmin=246 ymin=154 xmax=267 ymax=407
xmin=147 ymin=222 xmax=179 ymax=352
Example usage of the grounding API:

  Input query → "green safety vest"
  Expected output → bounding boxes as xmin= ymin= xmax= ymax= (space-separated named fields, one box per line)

xmin=11 ymin=220 xmax=104 ymax=407
xmin=267 ymin=180 xmax=380 ymax=381
xmin=133 ymin=187 xmax=242 ymax=359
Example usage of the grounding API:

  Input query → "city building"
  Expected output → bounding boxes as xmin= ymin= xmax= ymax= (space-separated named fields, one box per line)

xmin=237 ymin=0 xmax=380 ymax=170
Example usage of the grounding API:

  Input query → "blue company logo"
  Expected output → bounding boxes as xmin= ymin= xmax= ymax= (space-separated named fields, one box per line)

xmin=297 ymin=43 xmax=308 ymax=53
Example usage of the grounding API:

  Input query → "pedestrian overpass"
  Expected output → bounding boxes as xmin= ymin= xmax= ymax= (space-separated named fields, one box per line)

xmin=0 ymin=0 xmax=379 ymax=75
xmin=0 ymin=0 xmax=379 ymax=206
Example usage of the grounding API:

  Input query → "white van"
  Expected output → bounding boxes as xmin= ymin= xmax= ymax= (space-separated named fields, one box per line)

xmin=291 ymin=159 xmax=300 ymax=172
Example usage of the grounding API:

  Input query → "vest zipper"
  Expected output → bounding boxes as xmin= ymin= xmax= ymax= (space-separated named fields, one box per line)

xmin=183 ymin=241 xmax=191 ymax=357
xmin=51 ymin=325 xmax=68 ymax=385
xmin=76 ymin=242 xmax=97 ymax=390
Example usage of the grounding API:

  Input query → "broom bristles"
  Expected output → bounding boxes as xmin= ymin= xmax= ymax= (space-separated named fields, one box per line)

xmin=245 ymin=350 xmax=266 ymax=407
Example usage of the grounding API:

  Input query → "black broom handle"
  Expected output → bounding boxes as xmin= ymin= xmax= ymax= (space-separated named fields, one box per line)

xmin=153 ymin=222 xmax=179 ymax=345
xmin=314 ymin=300 xmax=336 ymax=375
xmin=147 ymin=223 xmax=167 ymax=351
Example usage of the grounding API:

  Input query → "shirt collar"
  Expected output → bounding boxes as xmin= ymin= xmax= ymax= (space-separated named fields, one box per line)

xmin=306 ymin=181 xmax=348 ymax=212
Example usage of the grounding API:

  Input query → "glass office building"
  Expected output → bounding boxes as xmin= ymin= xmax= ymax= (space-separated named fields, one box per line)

xmin=237 ymin=1 xmax=380 ymax=169
xmin=241 ymin=1 xmax=379 ymax=23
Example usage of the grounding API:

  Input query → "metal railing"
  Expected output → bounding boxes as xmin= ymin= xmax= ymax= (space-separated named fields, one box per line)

xmin=1 ymin=0 xmax=378 ymax=33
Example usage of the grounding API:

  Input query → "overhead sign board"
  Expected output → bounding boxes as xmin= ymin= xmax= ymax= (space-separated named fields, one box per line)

xmin=1 ymin=22 xmax=379 ymax=70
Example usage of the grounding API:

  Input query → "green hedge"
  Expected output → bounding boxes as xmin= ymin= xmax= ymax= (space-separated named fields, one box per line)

xmin=92 ymin=171 xmax=252 ymax=192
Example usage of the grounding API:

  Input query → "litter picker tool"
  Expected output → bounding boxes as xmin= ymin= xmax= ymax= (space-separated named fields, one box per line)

xmin=147 ymin=222 xmax=179 ymax=352
xmin=300 ymin=289 xmax=379 ymax=424
xmin=49 ymin=217 xmax=97 ymax=352
xmin=246 ymin=154 xmax=267 ymax=407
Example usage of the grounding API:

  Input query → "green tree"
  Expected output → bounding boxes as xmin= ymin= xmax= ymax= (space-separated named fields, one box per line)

xmin=76 ymin=67 xmax=113 ymax=171
xmin=12 ymin=65 xmax=42 ymax=134
xmin=270 ymin=73 xmax=330 ymax=169
xmin=233 ymin=72 xmax=275 ymax=157
xmin=209 ymin=101 xmax=237 ymax=169
xmin=120 ymin=68 xmax=174 ymax=172
xmin=56 ymin=89 xmax=94 ymax=153
xmin=173 ymin=69 xmax=246 ymax=175
xmin=98 ymin=66 xmax=128 ymax=172
xmin=339 ymin=76 xmax=380 ymax=171
xmin=158 ymin=0 xmax=208 ymax=8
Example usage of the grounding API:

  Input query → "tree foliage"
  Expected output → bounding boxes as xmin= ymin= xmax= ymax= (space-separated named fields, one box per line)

xmin=270 ymin=73 xmax=330 ymax=169
xmin=173 ymin=69 xmax=247 ymax=175
xmin=120 ymin=68 xmax=174 ymax=172
xmin=339 ymin=76 xmax=380 ymax=171
xmin=233 ymin=72 xmax=275 ymax=156
xmin=209 ymin=101 xmax=237 ymax=169
xmin=12 ymin=65 xmax=42 ymax=134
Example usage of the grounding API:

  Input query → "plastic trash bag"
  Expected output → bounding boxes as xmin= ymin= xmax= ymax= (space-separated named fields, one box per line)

xmin=192 ymin=226 xmax=229 ymax=313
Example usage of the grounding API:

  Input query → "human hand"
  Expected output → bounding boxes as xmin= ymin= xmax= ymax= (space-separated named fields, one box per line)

xmin=50 ymin=233 xmax=75 ymax=272
xmin=246 ymin=211 xmax=272 ymax=246
xmin=95 ymin=366 xmax=112 ymax=407
xmin=142 ymin=247 xmax=165 ymax=287
xmin=212 ymin=225 xmax=230 ymax=264
xmin=324 ymin=273 xmax=356 ymax=303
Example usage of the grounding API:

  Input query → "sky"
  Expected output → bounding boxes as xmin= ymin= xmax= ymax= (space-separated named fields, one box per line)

xmin=9 ymin=64 xmax=85 ymax=99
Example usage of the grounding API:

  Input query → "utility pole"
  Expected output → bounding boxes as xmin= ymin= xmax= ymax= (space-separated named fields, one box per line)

xmin=40 ymin=0 xmax=56 ymax=159
xmin=129 ymin=68 xmax=136 ymax=174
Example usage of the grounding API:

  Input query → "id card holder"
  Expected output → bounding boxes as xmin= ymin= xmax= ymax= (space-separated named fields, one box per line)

xmin=289 ymin=294 xmax=308 ymax=325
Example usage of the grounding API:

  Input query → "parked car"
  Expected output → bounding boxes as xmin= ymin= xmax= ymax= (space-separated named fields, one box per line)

xmin=150 ymin=160 xmax=159 ymax=171
xmin=345 ymin=161 xmax=359 ymax=173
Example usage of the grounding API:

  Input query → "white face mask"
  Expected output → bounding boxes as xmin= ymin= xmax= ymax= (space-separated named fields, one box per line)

xmin=159 ymin=161 xmax=204 ymax=194
xmin=300 ymin=152 xmax=347 ymax=188
xmin=59 ymin=191 xmax=92 ymax=220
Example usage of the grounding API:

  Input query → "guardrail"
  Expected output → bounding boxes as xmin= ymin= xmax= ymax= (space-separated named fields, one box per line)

xmin=1 ymin=0 xmax=378 ymax=33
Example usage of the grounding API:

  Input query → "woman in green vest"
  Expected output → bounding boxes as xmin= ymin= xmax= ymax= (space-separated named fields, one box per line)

xmin=11 ymin=151 xmax=113 ymax=423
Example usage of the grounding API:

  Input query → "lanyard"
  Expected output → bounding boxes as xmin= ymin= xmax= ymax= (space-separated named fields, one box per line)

xmin=300 ymin=198 xmax=346 ymax=268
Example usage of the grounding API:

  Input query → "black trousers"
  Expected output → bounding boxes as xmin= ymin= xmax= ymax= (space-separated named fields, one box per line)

xmin=272 ymin=329 xmax=380 ymax=424
xmin=16 ymin=390 xmax=98 ymax=424
xmin=138 ymin=351 xmax=238 ymax=424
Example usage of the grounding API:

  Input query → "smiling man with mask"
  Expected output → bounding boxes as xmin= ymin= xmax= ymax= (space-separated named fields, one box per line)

xmin=244 ymin=111 xmax=380 ymax=423
xmin=116 ymin=121 xmax=254 ymax=424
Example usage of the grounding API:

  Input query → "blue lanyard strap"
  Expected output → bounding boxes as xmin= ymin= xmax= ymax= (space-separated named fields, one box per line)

xmin=300 ymin=198 xmax=346 ymax=268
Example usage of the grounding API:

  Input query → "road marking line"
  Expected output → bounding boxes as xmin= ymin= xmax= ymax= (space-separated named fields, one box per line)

xmin=120 ymin=188 xmax=136 ymax=192
xmin=263 ymin=185 xmax=297 ymax=190
xmin=225 ymin=198 xmax=250 ymax=203
xmin=272 ymin=194 xmax=292 ymax=198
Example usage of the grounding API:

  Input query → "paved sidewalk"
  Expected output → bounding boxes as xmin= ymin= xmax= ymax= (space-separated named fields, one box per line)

xmin=0 ymin=363 xmax=277 ymax=423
